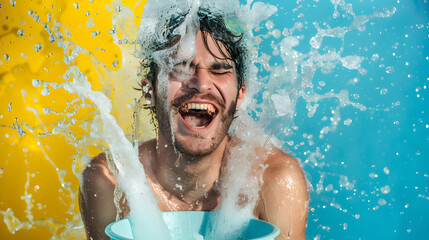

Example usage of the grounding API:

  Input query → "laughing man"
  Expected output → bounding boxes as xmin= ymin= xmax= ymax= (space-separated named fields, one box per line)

xmin=79 ymin=6 xmax=309 ymax=240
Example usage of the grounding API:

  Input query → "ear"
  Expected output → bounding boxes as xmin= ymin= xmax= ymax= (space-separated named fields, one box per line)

xmin=235 ymin=84 xmax=246 ymax=108
xmin=141 ymin=79 xmax=155 ymax=106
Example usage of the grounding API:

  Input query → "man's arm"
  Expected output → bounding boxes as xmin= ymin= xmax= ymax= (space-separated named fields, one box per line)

xmin=258 ymin=149 xmax=309 ymax=240
xmin=79 ymin=154 xmax=118 ymax=240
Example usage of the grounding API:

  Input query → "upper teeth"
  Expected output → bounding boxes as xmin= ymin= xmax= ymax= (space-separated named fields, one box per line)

xmin=185 ymin=103 xmax=216 ymax=114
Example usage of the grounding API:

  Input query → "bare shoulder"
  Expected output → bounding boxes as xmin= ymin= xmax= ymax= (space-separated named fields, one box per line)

xmin=79 ymin=152 xmax=119 ymax=239
xmin=257 ymin=147 xmax=309 ymax=240
xmin=262 ymin=148 xmax=307 ymax=188
xmin=81 ymin=138 xmax=157 ymax=197
xmin=82 ymin=153 xmax=116 ymax=187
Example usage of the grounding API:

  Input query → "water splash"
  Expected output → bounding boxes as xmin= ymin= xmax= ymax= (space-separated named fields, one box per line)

xmin=0 ymin=0 xmax=409 ymax=239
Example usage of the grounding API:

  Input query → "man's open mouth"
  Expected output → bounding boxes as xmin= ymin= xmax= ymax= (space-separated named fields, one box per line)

xmin=179 ymin=103 xmax=218 ymax=129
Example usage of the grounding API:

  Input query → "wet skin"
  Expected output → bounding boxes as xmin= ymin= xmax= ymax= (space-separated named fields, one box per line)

xmin=79 ymin=31 xmax=309 ymax=240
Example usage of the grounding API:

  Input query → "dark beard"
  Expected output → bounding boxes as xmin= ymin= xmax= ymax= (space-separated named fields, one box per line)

xmin=175 ymin=101 xmax=236 ymax=158
xmin=155 ymin=93 xmax=237 ymax=158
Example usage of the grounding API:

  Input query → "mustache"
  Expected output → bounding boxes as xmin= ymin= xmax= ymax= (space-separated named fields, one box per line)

xmin=171 ymin=93 xmax=225 ymax=112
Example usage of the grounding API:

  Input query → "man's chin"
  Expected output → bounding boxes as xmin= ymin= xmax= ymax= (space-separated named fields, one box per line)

xmin=174 ymin=140 xmax=217 ymax=158
xmin=175 ymin=136 xmax=221 ymax=157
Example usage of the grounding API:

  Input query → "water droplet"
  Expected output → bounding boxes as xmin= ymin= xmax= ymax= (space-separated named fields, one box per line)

xmin=272 ymin=29 xmax=281 ymax=39
xmin=87 ymin=17 xmax=95 ymax=28
xmin=371 ymin=53 xmax=379 ymax=62
xmin=265 ymin=20 xmax=274 ymax=30
xmin=369 ymin=173 xmax=378 ymax=178
xmin=385 ymin=66 xmax=394 ymax=74
xmin=73 ymin=2 xmax=80 ymax=9
xmin=380 ymin=185 xmax=390 ymax=194
xmin=383 ymin=167 xmax=390 ymax=175
xmin=28 ymin=9 xmax=35 ymax=17
xmin=14 ymin=119 xmax=25 ymax=138
xmin=85 ymin=11 xmax=90 ymax=17
xmin=47 ymin=12 xmax=52 ymax=22
xmin=112 ymin=60 xmax=119 ymax=68
xmin=7 ymin=102 xmax=12 ymax=112
xmin=10 ymin=0 xmax=16 ymax=7
xmin=35 ymin=43 xmax=42 ymax=52
xmin=41 ymin=87 xmax=50 ymax=96
xmin=380 ymin=88 xmax=388 ymax=95
xmin=22 ymin=147 xmax=28 ymax=153
xmin=49 ymin=34 xmax=55 ymax=43
xmin=4 ymin=54 xmax=10 ymax=61
xmin=378 ymin=198 xmax=386 ymax=206
xmin=325 ymin=184 xmax=333 ymax=192
xmin=91 ymin=30 xmax=100 ymax=37
xmin=55 ymin=32 xmax=63 ymax=39
xmin=339 ymin=176 xmax=354 ymax=190
xmin=43 ymin=107 xmax=51 ymax=115
xmin=17 ymin=29 xmax=24 ymax=36
xmin=358 ymin=68 xmax=367 ymax=76
xmin=175 ymin=183 xmax=183 ymax=191
xmin=344 ymin=118 xmax=352 ymax=126
xmin=32 ymin=79 xmax=41 ymax=87
xmin=52 ymin=128 xmax=60 ymax=135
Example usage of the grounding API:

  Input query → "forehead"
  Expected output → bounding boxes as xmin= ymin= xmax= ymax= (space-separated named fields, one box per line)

xmin=194 ymin=31 xmax=235 ymax=67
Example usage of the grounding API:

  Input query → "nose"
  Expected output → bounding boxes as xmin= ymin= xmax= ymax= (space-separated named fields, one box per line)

xmin=185 ymin=68 xmax=212 ymax=93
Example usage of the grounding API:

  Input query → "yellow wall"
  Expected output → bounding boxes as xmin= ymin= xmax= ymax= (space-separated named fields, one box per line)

xmin=0 ymin=0 xmax=147 ymax=238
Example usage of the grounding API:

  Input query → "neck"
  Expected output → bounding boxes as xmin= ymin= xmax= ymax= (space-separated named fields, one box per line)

xmin=153 ymin=132 xmax=228 ymax=204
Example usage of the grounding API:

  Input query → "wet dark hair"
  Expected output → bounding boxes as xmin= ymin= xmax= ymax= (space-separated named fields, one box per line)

xmin=197 ymin=8 xmax=246 ymax=89
xmin=138 ymin=8 xmax=247 ymax=95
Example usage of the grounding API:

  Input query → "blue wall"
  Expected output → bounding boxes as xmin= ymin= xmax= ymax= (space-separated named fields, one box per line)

xmin=254 ymin=0 xmax=428 ymax=238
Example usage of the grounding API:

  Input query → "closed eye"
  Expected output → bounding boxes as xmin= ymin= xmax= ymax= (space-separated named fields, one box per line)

xmin=209 ymin=62 xmax=234 ymax=76
xmin=210 ymin=70 xmax=233 ymax=76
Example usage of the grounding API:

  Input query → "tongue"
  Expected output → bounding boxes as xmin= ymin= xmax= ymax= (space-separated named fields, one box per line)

xmin=183 ymin=114 xmax=211 ymax=128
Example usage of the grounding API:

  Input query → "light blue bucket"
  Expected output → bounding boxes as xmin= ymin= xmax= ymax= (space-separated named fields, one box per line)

xmin=105 ymin=211 xmax=280 ymax=240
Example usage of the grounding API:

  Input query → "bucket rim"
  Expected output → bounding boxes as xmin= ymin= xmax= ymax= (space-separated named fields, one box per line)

xmin=105 ymin=211 xmax=280 ymax=240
